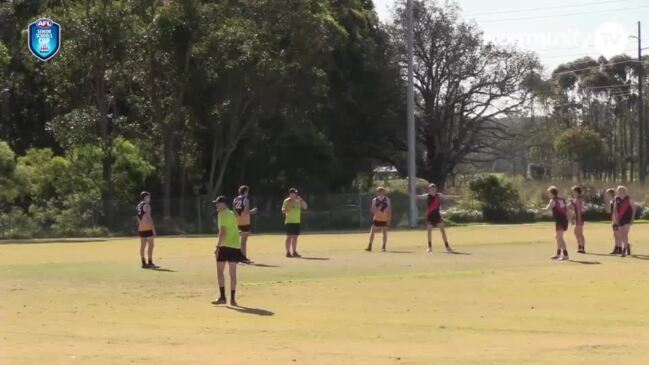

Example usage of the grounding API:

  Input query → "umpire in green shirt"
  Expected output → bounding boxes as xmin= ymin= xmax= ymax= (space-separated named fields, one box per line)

xmin=282 ymin=188 xmax=308 ymax=258
xmin=212 ymin=196 xmax=244 ymax=306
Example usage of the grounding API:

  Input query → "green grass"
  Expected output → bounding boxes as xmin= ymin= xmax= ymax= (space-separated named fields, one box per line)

xmin=2 ymin=224 xmax=649 ymax=364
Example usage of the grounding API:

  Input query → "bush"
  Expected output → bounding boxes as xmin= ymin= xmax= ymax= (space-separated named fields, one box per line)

xmin=0 ymin=208 xmax=39 ymax=239
xmin=442 ymin=208 xmax=483 ymax=224
xmin=468 ymin=175 xmax=525 ymax=223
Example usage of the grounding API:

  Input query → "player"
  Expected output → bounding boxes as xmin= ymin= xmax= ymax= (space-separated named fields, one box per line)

xmin=282 ymin=188 xmax=308 ymax=258
xmin=233 ymin=185 xmax=257 ymax=264
xmin=543 ymin=186 xmax=569 ymax=261
xmin=136 ymin=191 xmax=159 ymax=269
xmin=417 ymin=183 xmax=454 ymax=253
xmin=604 ymin=188 xmax=621 ymax=254
xmin=365 ymin=187 xmax=391 ymax=252
xmin=614 ymin=186 xmax=635 ymax=257
xmin=211 ymin=196 xmax=244 ymax=306
xmin=569 ymin=185 xmax=586 ymax=254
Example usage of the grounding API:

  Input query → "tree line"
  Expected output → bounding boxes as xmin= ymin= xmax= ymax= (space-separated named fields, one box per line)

xmin=0 ymin=0 xmax=646 ymax=236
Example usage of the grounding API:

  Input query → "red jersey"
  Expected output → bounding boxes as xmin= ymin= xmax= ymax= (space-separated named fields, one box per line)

xmin=616 ymin=196 xmax=633 ymax=225
xmin=552 ymin=197 xmax=568 ymax=221
xmin=426 ymin=193 xmax=442 ymax=215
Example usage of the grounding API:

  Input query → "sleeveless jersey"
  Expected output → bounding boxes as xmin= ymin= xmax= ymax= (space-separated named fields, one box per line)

xmin=233 ymin=195 xmax=250 ymax=226
xmin=552 ymin=197 xmax=568 ymax=222
xmin=616 ymin=196 xmax=633 ymax=225
xmin=373 ymin=197 xmax=390 ymax=222
xmin=570 ymin=197 xmax=585 ymax=224
xmin=136 ymin=202 xmax=153 ymax=232
xmin=426 ymin=193 xmax=441 ymax=216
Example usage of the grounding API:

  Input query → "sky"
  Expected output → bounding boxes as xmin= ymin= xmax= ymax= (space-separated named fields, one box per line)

xmin=373 ymin=0 xmax=649 ymax=74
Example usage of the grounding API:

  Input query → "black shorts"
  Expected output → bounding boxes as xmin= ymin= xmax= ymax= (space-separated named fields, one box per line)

xmin=238 ymin=225 xmax=251 ymax=233
xmin=285 ymin=223 xmax=301 ymax=236
xmin=555 ymin=219 xmax=568 ymax=232
xmin=612 ymin=224 xmax=619 ymax=231
xmin=373 ymin=221 xmax=388 ymax=227
xmin=216 ymin=246 xmax=245 ymax=262
xmin=426 ymin=212 xmax=443 ymax=226
xmin=139 ymin=230 xmax=154 ymax=238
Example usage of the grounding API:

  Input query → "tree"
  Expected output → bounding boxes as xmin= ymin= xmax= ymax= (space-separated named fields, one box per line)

xmin=555 ymin=126 xmax=606 ymax=181
xmin=388 ymin=0 xmax=540 ymax=187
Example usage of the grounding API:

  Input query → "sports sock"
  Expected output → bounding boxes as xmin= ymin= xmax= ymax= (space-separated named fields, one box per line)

xmin=147 ymin=258 xmax=153 ymax=265
xmin=231 ymin=290 xmax=236 ymax=302
xmin=562 ymin=249 xmax=568 ymax=257
xmin=428 ymin=241 xmax=432 ymax=248
xmin=219 ymin=287 xmax=226 ymax=299
xmin=444 ymin=241 xmax=450 ymax=248
xmin=141 ymin=257 xmax=146 ymax=265
xmin=556 ymin=249 xmax=561 ymax=255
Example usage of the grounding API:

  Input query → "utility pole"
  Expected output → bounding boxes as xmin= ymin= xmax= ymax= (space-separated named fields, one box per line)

xmin=638 ymin=21 xmax=646 ymax=184
xmin=406 ymin=0 xmax=418 ymax=228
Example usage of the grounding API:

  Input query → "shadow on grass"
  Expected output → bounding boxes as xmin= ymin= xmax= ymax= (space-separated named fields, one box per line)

xmin=0 ymin=238 xmax=109 ymax=245
xmin=150 ymin=267 xmax=177 ymax=272
xmin=447 ymin=251 xmax=471 ymax=255
xmin=585 ymin=252 xmax=617 ymax=257
xmin=299 ymin=257 xmax=330 ymax=261
xmin=226 ymin=305 xmax=274 ymax=316
xmin=568 ymin=260 xmax=601 ymax=265
xmin=631 ymin=255 xmax=649 ymax=260
xmin=384 ymin=250 xmax=414 ymax=254
xmin=249 ymin=263 xmax=281 ymax=268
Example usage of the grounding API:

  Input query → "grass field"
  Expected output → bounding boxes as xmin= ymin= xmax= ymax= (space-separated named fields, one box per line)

xmin=2 ymin=223 xmax=649 ymax=365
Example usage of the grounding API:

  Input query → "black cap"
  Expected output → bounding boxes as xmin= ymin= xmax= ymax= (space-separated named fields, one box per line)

xmin=212 ymin=196 xmax=228 ymax=204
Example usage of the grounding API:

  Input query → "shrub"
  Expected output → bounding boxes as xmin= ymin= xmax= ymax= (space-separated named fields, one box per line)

xmin=468 ymin=175 xmax=525 ymax=223
xmin=442 ymin=208 xmax=483 ymax=224
xmin=0 ymin=208 xmax=39 ymax=239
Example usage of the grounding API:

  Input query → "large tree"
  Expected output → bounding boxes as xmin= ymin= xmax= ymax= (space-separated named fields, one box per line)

xmin=388 ymin=0 xmax=540 ymax=187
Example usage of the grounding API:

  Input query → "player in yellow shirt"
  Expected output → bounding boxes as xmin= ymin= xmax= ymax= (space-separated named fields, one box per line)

xmin=282 ymin=188 xmax=308 ymax=258
xmin=365 ymin=187 xmax=391 ymax=252
xmin=233 ymin=185 xmax=257 ymax=264
xmin=136 ymin=191 xmax=158 ymax=269
xmin=211 ymin=196 xmax=244 ymax=306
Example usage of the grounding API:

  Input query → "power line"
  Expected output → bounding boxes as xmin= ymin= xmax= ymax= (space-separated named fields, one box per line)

xmin=467 ymin=0 xmax=629 ymax=17
xmin=552 ymin=60 xmax=641 ymax=77
xmin=478 ymin=5 xmax=649 ymax=24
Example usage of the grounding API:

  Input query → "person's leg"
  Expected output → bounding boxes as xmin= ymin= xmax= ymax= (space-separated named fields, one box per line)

xmin=213 ymin=260 xmax=227 ymax=304
xmin=439 ymin=223 xmax=452 ymax=251
xmin=147 ymin=237 xmax=158 ymax=268
xmin=427 ymin=224 xmax=433 ymax=252
xmin=612 ymin=228 xmax=621 ymax=254
xmin=558 ymin=231 xmax=569 ymax=260
xmin=285 ymin=235 xmax=292 ymax=257
xmin=574 ymin=225 xmax=584 ymax=252
xmin=620 ymin=225 xmax=629 ymax=256
xmin=228 ymin=261 xmax=238 ymax=306
xmin=291 ymin=235 xmax=299 ymax=257
xmin=240 ymin=232 xmax=249 ymax=257
xmin=382 ymin=227 xmax=388 ymax=251
xmin=140 ymin=238 xmax=147 ymax=267
xmin=366 ymin=226 xmax=376 ymax=251
xmin=552 ymin=229 xmax=562 ymax=259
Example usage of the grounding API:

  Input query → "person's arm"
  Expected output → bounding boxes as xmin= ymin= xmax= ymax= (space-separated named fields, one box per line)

xmin=439 ymin=193 xmax=460 ymax=201
xmin=282 ymin=199 xmax=289 ymax=215
xmin=299 ymin=196 xmax=308 ymax=210
xmin=604 ymin=199 xmax=612 ymax=214
xmin=631 ymin=199 xmax=637 ymax=224
xmin=370 ymin=198 xmax=377 ymax=214
xmin=543 ymin=199 xmax=554 ymax=211
xmin=145 ymin=205 xmax=156 ymax=236
xmin=416 ymin=194 xmax=428 ymax=201
xmin=386 ymin=198 xmax=392 ymax=224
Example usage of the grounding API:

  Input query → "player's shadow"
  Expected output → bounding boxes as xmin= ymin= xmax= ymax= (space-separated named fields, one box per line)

xmin=568 ymin=260 xmax=601 ymax=265
xmin=384 ymin=250 xmax=414 ymax=254
xmin=150 ymin=267 xmax=177 ymax=272
xmin=585 ymin=252 xmax=617 ymax=257
xmin=447 ymin=251 xmax=471 ymax=255
xmin=250 ymin=263 xmax=281 ymax=268
xmin=631 ymin=255 xmax=649 ymax=260
xmin=227 ymin=305 xmax=274 ymax=316
xmin=299 ymin=257 xmax=330 ymax=261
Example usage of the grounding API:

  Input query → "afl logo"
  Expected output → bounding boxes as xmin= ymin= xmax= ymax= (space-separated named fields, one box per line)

xmin=28 ymin=18 xmax=61 ymax=62
xmin=37 ymin=19 xmax=53 ymax=28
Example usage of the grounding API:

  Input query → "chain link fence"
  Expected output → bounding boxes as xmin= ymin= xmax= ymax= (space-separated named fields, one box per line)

xmin=0 ymin=193 xmax=458 ymax=239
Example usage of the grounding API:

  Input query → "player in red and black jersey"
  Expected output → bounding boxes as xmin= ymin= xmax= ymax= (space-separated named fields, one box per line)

xmin=569 ymin=186 xmax=587 ymax=254
xmin=604 ymin=188 xmax=621 ymax=254
xmin=417 ymin=183 xmax=454 ymax=253
xmin=544 ymin=186 xmax=569 ymax=261
xmin=613 ymin=186 xmax=635 ymax=257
